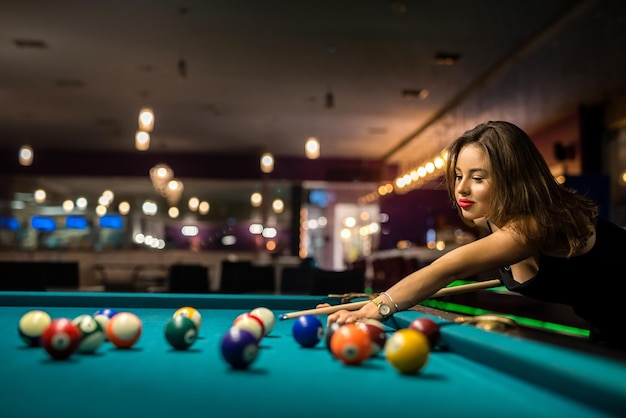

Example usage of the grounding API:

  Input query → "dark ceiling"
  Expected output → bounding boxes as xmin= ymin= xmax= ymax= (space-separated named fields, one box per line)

xmin=1 ymin=0 xmax=626 ymax=203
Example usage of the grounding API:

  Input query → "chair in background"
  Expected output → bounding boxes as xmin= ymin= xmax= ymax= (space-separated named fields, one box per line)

xmin=218 ymin=260 xmax=252 ymax=293
xmin=168 ymin=264 xmax=210 ymax=293
xmin=0 ymin=262 xmax=46 ymax=291
xmin=243 ymin=265 xmax=276 ymax=294
xmin=311 ymin=268 xmax=365 ymax=296
xmin=279 ymin=267 xmax=316 ymax=295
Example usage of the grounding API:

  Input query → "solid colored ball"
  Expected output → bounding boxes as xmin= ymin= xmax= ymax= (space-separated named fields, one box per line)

xmin=106 ymin=312 xmax=142 ymax=349
xmin=250 ymin=307 xmax=275 ymax=336
xmin=385 ymin=328 xmax=430 ymax=374
xmin=357 ymin=318 xmax=387 ymax=357
xmin=165 ymin=316 xmax=197 ymax=350
xmin=18 ymin=310 xmax=52 ymax=347
xmin=41 ymin=318 xmax=82 ymax=360
xmin=325 ymin=322 xmax=342 ymax=353
xmin=330 ymin=323 xmax=372 ymax=365
xmin=93 ymin=308 xmax=118 ymax=338
xmin=408 ymin=317 xmax=441 ymax=348
xmin=173 ymin=306 xmax=202 ymax=331
xmin=220 ymin=326 xmax=259 ymax=369
xmin=292 ymin=315 xmax=324 ymax=348
xmin=233 ymin=313 xmax=265 ymax=341
xmin=72 ymin=314 xmax=106 ymax=353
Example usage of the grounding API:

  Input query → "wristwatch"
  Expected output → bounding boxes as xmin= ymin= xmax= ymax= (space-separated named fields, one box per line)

xmin=371 ymin=297 xmax=392 ymax=319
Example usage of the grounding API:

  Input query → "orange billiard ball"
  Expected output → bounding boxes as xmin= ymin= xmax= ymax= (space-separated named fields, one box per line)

xmin=330 ymin=323 xmax=372 ymax=365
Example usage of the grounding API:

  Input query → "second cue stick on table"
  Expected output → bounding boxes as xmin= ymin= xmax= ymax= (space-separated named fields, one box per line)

xmin=279 ymin=279 xmax=502 ymax=320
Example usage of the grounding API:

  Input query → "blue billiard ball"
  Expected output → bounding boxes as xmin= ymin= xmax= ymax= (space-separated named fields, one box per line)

xmin=292 ymin=315 xmax=324 ymax=348
xmin=220 ymin=326 xmax=259 ymax=369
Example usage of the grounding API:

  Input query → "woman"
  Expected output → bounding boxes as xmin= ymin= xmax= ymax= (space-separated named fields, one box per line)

xmin=326 ymin=121 xmax=626 ymax=348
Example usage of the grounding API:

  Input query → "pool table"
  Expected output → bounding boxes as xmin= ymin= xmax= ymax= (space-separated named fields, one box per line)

xmin=1 ymin=291 xmax=625 ymax=418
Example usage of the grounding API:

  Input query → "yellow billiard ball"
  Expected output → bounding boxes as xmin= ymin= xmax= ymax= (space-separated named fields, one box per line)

xmin=384 ymin=328 xmax=430 ymax=374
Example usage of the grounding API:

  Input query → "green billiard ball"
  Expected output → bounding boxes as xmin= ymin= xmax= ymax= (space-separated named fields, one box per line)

xmin=165 ymin=316 xmax=197 ymax=350
xmin=72 ymin=314 xmax=106 ymax=353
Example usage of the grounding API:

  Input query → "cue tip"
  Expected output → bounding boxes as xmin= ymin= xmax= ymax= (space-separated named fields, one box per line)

xmin=279 ymin=314 xmax=289 ymax=321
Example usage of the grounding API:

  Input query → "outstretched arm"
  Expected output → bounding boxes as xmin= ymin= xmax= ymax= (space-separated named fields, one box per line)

xmin=325 ymin=226 xmax=535 ymax=325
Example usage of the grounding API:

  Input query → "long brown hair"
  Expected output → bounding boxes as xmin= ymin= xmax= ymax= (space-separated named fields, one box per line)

xmin=445 ymin=121 xmax=597 ymax=256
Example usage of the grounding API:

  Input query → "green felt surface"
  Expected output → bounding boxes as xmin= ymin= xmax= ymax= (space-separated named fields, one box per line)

xmin=1 ymin=292 xmax=625 ymax=418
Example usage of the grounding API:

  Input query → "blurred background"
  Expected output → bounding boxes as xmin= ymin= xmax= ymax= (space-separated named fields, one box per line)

xmin=1 ymin=0 xmax=625 ymax=293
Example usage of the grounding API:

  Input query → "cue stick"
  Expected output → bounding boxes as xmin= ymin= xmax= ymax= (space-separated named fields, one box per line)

xmin=278 ymin=279 xmax=502 ymax=320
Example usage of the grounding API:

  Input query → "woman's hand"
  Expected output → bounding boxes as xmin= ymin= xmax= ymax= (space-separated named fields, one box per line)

xmin=316 ymin=301 xmax=381 ymax=326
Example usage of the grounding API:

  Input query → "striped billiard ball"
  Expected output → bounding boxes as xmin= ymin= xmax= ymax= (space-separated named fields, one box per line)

xmin=72 ymin=314 xmax=106 ymax=353
xmin=173 ymin=306 xmax=202 ymax=332
xmin=106 ymin=312 xmax=142 ymax=349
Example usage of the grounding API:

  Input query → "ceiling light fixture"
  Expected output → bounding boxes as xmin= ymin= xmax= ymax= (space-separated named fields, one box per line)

xmin=305 ymin=137 xmax=320 ymax=159
xmin=260 ymin=152 xmax=274 ymax=173
xmin=135 ymin=130 xmax=150 ymax=151
xmin=18 ymin=145 xmax=33 ymax=166
xmin=138 ymin=108 xmax=154 ymax=132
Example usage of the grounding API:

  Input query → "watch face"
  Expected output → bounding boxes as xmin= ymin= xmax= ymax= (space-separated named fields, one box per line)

xmin=379 ymin=303 xmax=391 ymax=316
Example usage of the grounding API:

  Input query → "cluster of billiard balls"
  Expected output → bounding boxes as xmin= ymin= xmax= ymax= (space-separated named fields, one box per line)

xmin=291 ymin=314 xmax=441 ymax=374
xmin=18 ymin=308 xmax=142 ymax=359
xmin=219 ymin=307 xmax=276 ymax=369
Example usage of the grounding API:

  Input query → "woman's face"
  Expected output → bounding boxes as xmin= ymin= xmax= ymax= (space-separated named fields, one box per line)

xmin=454 ymin=144 xmax=493 ymax=221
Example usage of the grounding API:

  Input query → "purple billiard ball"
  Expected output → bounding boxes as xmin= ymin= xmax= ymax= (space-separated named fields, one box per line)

xmin=292 ymin=315 xmax=324 ymax=348
xmin=220 ymin=326 xmax=259 ymax=369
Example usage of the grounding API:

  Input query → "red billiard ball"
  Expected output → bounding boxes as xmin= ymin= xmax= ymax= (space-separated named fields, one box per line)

xmin=292 ymin=315 xmax=324 ymax=348
xmin=357 ymin=318 xmax=387 ymax=357
xmin=408 ymin=317 xmax=441 ymax=348
xmin=220 ymin=326 xmax=259 ymax=369
xmin=165 ymin=315 xmax=197 ymax=350
xmin=106 ymin=312 xmax=142 ymax=349
xmin=385 ymin=328 xmax=430 ymax=374
xmin=18 ymin=310 xmax=52 ymax=347
xmin=233 ymin=312 xmax=265 ymax=341
xmin=41 ymin=318 xmax=82 ymax=360
xmin=330 ymin=323 xmax=372 ymax=365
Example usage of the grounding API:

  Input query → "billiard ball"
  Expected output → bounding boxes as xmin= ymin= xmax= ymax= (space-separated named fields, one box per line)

xmin=220 ymin=326 xmax=259 ymax=369
xmin=357 ymin=318 xmax=387 ymax=357
xmin=408 ymin=317 xmax=441 ymax=348
xmin=292 ymin=314 xmax=324 ymax=348
xmin=173 ymin=306 xmax=202 ymax=332
xmin=330 ymin=323 xmax=372 ymax=365
xmin=325 ymin=322 xmax=342 ymax=353
xmin=72 ymin=314 xmax=106 ymax=353
xmin=165 ymin=315 xmax=197 ymax=350
xmin=18 ymin=310 xmax=52 ymax=347
xmin=106 ymin=312 xmax=142 ymax=349
xmin=41 ymin=318 xmax=82 ymax=360
xmin=233 ymin=313 xmax=265 ymax=341
xmin=93 ymin=308 xmax=118 ymax=339
xmin=384 ymin=328 xmax=430 ymax=374
xmin=250 ymin=307 xmax=275 ymax=336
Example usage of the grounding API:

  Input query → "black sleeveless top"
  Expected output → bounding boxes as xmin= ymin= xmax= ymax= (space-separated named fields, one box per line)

xmin=490 ymin=217 xmax=626 ymax=347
